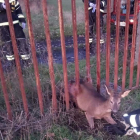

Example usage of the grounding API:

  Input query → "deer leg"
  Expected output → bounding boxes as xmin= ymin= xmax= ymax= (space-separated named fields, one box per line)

xmin=85 ymin=112 xmax=94 ymax=129
xmin=103 ymin=113 xmax=117 ymax=125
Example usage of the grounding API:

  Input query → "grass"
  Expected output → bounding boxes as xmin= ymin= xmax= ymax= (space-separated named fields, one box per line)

xmin=1 ymin=0 xmax=140 ymax=139
xmin=1 ymin=47 xmax=140 ymax=139
xmin=19 ymin=0 xmax=85 ymax=41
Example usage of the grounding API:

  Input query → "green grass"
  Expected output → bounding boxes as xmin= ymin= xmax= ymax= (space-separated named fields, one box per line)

xmin=1 ymin=50 xmax=140 ymax=139
xmin=1 ymin=1 xmax=140 ymax=139
xmin=20 ymin=0 xmax=85 ymax=41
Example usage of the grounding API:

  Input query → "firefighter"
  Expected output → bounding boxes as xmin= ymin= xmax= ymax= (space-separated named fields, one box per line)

xmin=82 ymin=0 xmax=107 ymax=52
xmin=0 ymin=0 xmax=30 ymax=68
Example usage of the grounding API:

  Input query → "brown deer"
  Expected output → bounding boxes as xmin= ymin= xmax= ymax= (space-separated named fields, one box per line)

xmin=68 ymin=80 xmax=131 ymax=129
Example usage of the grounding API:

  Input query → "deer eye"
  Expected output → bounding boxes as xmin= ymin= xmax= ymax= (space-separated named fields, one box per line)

xmin=110 ymin=101 xmax=113 ymax=104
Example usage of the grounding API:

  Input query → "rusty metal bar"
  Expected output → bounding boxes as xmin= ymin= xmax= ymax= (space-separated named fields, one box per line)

xmin=114 ymin=0 xmax=121 ymax=90
xmin=129 ymin=0 xmax=138 ymax=89
xmin=71 ymin=0 xmax=80 ymax=92
xmin=5 ymin=0 xmax=29 ymax=117
xmin=113 ymin=0 xmax=117 ymax=13
xmin=122 ymin=0 xmax=130 ymax=91
xmin=23 ymin=0 xmax=44 ymax=115
xmin=96 ymin=0 xmax=101 ymax=92
xmin=58 ymin=0 xmax=69 ymax=110
xmin=84 ymin=0 xmax=91 ymax=82
xmin=42 ymin=0 xmax=57 ymax=110
xmin=0 ymin=61 xmax=12 ymax=120
xmin=106 ymin=0 xmax=111 ymax=86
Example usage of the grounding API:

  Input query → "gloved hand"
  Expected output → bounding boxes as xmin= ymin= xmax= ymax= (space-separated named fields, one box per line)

xmin=22 ymin=22 xmax=26 ymax=29
xmin=89 ymin=3 xmax=96 ymax=13
xmin=2 ymin=3 xmax=6 ymax=9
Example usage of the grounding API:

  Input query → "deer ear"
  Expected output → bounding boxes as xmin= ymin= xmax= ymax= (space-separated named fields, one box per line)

xmin=104 ymin=84 xmax=111 ymax=95
xmin=121 ymin=90 xmax=131 ymax=98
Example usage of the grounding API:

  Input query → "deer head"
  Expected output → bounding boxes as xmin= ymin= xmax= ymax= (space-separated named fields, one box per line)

xmin=104 ymin=85 xmax=131 ymax=113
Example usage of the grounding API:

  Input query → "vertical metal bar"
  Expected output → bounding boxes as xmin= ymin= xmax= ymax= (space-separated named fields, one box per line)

xmin=23 ymin=0 xmax=44 ymax=115
xmin=58 ymin=0 xmax=69 ymax=110
xmin=113 ymin=0 xmax=117 ymax=13
xmin=0 ymin=60 xmax=12 ymax=120
xmin=122 ymin=0 xmax=130 ymax=91
xmin=5 ymin=0 xmax=29 ymax=117
xmin=84 ymin=0 xmax=91 ymax=82
xmin=114 ymin=0 xmax=121 ymax=90
xmin=42 ymin=0 xmax=57 ymax=110
xmin=129 ymin=0 xmax=138 ymax=89
xmin=106 ymin=0 xmax=111 ymax=86
xmin=71 ymin=0 xmax=79 ymax=92
xmin=96 ymin=0 xmax=101 ymax=92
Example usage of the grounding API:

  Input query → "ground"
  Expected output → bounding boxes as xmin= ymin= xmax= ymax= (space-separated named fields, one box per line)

xmin=0 ymin=0 xmax=140 ymax=140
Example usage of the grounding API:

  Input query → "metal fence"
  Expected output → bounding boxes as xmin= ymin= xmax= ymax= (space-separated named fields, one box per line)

xmin=1 ymin=0 xmax=140 ymax=120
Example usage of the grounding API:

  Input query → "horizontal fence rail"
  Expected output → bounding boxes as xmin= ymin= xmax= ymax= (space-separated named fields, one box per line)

xmin=1 ymin=0 xmax=140 ymax=120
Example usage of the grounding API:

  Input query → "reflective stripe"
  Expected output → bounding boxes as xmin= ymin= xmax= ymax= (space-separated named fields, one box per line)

xmin=101 ymin=1 xmax=105 ymax=7
xmin=0 ymin=0 xmax=15 ymax=3
xmin=9 ymin=0 xmax=15 ymax=3
xmin=123 ymin=114 xmax=128 ymax=117
xmin=89 ymin=39 xmax=93 ymax=43
xmin=21 ymin=54 xmax=30 ymax=60
xmin=100 ymin=9 xmax=105 ymax=13
xmin=0 ymin=20 xmax=19 ymax=26
xmin=6 ymin=55 xmax=14 ymax=61
xmin=18 ymin=14 xmax=24 ymax=18
xmin=133 ymin=128 xmax=140 ymax=135
xmin=130 ymin=115 xmax=138 ymax=127
xmin=15 ymin=1 xmax=19 ymax=7
xmin=88 ymin=7 xmax=92 ymax=10
xmin=100 ymin=39 xmax=105 ymax=44
xmin=16 ymin=6 xmax=20 ymax=10
xmin=88 ymin=7 xmax=105 ymax=13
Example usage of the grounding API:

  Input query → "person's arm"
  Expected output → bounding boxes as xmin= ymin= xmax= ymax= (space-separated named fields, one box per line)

xmin=0 ymin=2 xmax=6 ymax=12
xmin=100 ymin=0 xmax=106 ymax=9
xmin=15 ymin=0 xmax=26 ymax=23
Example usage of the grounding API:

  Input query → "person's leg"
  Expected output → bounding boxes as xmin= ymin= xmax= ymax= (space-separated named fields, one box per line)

xmin=0 ymin=26 xmax=16 ymax=71
xmin=89 ymin=10 xmax=95 ymax=53
xmin=14 ymin=24 xmax=31 ymax=67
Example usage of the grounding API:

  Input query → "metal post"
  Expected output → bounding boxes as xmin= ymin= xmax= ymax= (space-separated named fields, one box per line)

xmin=114 ymin=0 xmax=121 ymax=90
xmin=84 ymin=0 xmax=91 ymax=82
xmin=0 ymin=60 xmax=12 ymax=120
xmin=42 ymin=0 xmax=57 ymax=110
xmin=106 ymin=0 xmax=111 ymax=86
xmin=129 ymin=0 xmax=138 ymax=88
xmin=71 ymin=0 xmax=80 ymax=93
xmin=58 ymin=0 xmax=69 ymax=110
xmin=122 ymin=0 xmax=130 ymax=91
xmin=5 ymin=0 xmax=29 ymax=117
xmin=23 ymin=0 xmax=44 ymax=116
xmin=96 ymin=0 xmax=101 ymax=92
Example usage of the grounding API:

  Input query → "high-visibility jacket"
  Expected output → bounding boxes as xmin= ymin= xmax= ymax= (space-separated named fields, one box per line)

xmin=0 ymin=0 xmax=26 ymax=26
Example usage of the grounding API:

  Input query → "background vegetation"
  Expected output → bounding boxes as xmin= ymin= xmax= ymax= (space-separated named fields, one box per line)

xmin=0 ymin=0 xmax=140 ymax=140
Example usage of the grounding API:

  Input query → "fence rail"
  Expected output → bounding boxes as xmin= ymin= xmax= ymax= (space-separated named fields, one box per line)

xmin=1 ymin=0 xmax=140 ymax=120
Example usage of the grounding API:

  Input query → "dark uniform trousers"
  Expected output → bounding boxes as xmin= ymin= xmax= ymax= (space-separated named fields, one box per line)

xmin=0 ymin=0 xmax=30 ymax=67
xmin=82 ymin=0 xmax=106 ymax=50
xmin=0 ymin=24 xmax=30 ymax=62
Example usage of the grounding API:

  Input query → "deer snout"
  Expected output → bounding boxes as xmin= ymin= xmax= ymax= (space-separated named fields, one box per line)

xmin=112 ymin=103 xmax=119 ymax=113
xmin=112 ymin=109 xmax=118 ymax=113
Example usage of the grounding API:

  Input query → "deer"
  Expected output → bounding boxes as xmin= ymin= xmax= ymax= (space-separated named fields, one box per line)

xmin=68 ymin=79 xmax=131 ymax=129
